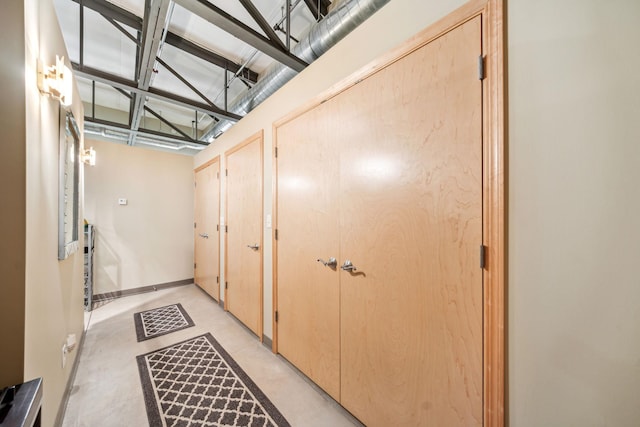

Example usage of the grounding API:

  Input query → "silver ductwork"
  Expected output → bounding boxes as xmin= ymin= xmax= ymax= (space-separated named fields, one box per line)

xmin=205 ymin=0 xmax=390 ymax=140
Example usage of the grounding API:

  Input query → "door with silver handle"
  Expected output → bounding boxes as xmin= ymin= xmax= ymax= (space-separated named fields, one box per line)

xmin=199 ymin=233 xmax=209 ymax=239
xmin=247 ymin=243 xmax=260 ymax=250
xmin=317 ymin=257 xmax=337 ymax=268
xmin=341 ymin=260 xmax=357 ymax=272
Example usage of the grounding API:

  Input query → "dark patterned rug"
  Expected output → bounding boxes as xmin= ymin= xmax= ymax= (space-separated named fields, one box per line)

xmin=134 ymin=303 xmax=195 ymax=342
xmin=136 ymin=333 xmax=290 ymax=427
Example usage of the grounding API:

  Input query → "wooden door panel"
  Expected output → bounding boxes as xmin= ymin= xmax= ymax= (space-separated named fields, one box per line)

xmin=225 ymin=134 xmax=263 ymax=337
xmin=194 ymin=160 xmax=220 ymax=300
xmin=275 ymin=106 xmax=341 ymax=400
xmin=338 ymin=17 xmax=483 ymax=426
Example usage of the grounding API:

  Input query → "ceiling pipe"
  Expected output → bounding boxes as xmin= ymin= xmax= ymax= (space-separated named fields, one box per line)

xmin=84 ymin=122 xmax=205 ymax=151
xmin=204 ymin=0 xmax=390 ymax=141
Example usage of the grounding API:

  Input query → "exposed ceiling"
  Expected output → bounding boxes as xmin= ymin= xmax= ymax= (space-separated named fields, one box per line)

xmin=53 ymin=0 xmax=333 ymax=155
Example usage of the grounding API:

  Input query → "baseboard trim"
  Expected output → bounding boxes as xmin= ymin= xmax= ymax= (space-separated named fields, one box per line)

xmin=54 ymin=325 xmax=86 ymax=427
xmin=92 ymin=279 xmax=193 ymax=303
xmin=262 ymin=335 xmax=272 ymax=350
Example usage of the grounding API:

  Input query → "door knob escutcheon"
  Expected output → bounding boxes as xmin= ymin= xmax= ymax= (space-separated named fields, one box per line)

xmin=317 ymin=257 xmax=337 ymax=268
xmin=341 ymin=260 xmax=357 ymax=272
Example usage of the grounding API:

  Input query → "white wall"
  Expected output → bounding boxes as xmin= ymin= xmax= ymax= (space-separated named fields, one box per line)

xmin=84 ymin=139 xmax=194 ymax=294
xmin=21 ymin=0 xmax=86 ymax=425
xmin=195 ymin=0 xmax=640 ymax=424
xmin=508 ymin=0 xmax=640 ymax=425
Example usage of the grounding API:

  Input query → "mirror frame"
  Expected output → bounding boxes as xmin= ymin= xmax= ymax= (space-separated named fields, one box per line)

xmin=58 ymin=109 xmax=80 ymax=260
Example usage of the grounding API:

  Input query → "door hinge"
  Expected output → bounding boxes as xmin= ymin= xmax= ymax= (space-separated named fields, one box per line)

xmin=194 ymin=181 xmax=196 ymax=187
xmin=275 ymin=311 xmax=279 ymax=322
xmin=194 ymin=222 xmax=196 ymax=229
xmin=194 ymin=263 xmax=196 ymax=269
xmin=225 ymin=225 xmax=228 ymax=233
xmin=217 ymin=224 xmax=219 ymax=231
xmin=216 ymin=171 xmax=220 ymax=179
xmin=216 ymin=276 xmax=219 ymax=284
xmin=275 ymin=229 xmax=278 ymax=240
xmin=225 ymin=282 xmax=228 ymax=289
xmin=480 ymin=245 xmax=487 ymax=269
xmin=275 ymin=146 xmax=278 ymax=158
xmin=225 ymin=169 xmax=228 ymax=176
xmin=478 ymin=55 xmax=485 ymax=80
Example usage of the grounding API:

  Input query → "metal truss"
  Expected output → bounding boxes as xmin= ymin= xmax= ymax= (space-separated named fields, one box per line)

xmin=174 ymin=0 xmax=308 ymax=72
xmin=72 ymin=0 xmax=255 ymax=146
xmin=71 ymin=0 xmax=327 ymax=148
xmin=72 ymin=0 xmax=259 ymax=83
xmin=72 ymin=63 xmax=243 ymax=122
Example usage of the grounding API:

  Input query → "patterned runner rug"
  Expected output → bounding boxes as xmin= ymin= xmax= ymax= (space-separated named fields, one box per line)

xmin=134 ymin=303 xmax=195 ymax=342
xmin=136 ymin=333 xmax=290 ymax=427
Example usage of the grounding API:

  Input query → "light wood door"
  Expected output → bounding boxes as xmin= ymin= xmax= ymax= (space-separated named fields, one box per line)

xmin=339 ymin=17 xmax=483 ymax=426
xmin=275 ymin=107 xmax=341 ymax=400
xmin=225 ymin=134 xmax=263 ymax=337
xmin=194 ymin=160 xmax=220 ymax=300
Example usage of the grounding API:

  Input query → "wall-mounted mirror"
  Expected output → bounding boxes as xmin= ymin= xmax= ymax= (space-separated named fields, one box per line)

xmin=59 ymin=110 xmax=80 ymax=260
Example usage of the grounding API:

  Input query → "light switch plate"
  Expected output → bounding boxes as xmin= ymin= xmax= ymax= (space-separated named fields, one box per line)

xmin=118 ymin=198 xmax=128 ymax=205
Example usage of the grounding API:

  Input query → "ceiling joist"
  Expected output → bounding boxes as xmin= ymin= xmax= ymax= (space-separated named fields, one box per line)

xmin=74 ymin=0 xmax=141 ymax=29
xmin=87 ymin=117 xmax=208 ymax=147
xmin=174 ymin=0 xmax=308 ymax=72
xmin=72 ymin=63 xmax=243 ymax=122
xmin=238 ymin=0 xmax=286 ymax=51
xmin=128 ymin=0 xmax=172 ymax=144
xmin=114 ymin=86 xmax=196 ymax=141
xmin=155 ymin=57 xmax=217 ymax=110
xmin=163 ymin=33 xmax=258 ymax=84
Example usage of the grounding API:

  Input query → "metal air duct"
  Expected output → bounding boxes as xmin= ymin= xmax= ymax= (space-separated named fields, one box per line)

xmin=205 ymin=0 xmax=390 ymax=140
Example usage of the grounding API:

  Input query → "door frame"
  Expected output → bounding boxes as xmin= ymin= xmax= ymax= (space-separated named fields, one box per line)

xmin=272 ymin=0 xmax=505 ymax=424
xmin=224 ymin=130 xmax=265 ymax=339
xmin=194 ymin=155 xmax=221 ymax=301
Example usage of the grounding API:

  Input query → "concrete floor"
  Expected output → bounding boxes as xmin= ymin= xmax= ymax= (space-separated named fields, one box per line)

xmin=62 ymin=284 xmax=360 ymax=427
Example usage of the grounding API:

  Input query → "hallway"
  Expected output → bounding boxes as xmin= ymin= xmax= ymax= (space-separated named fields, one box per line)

xmin=62 ymin=285 xmax=360 ymax=426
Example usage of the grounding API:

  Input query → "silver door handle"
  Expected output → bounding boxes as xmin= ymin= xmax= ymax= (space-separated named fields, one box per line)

xmin=340 ymin=260 xmax=357 ymax=272
xmin=199 ymin=233 xmax=209 ymax=239
xmin=247 ymin=244 xmax=260 ymax=250
xmin=317 ymin=257 xmax=337 ymax=268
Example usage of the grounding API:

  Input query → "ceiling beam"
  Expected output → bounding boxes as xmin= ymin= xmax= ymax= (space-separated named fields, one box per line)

xmin=73 ymin=0 xmax=260 ymax=80
xmin=238 ymin=0 xmax=286 ymax=51
xmin=103 ymin=15 xmax=139 ymax=44
xmin=163 ymin=33 xmax=258 ymax=83
xmin=143 ymin=104 xmax=194 ymax=140
xmin=174 ymin=0 xmax=308 ymax=72
xmin=137 ymin=0 xmax=170 ymax=89
xmin=114 ymin=87 xmax=196 ymax=141
xmin=128 ymin=0 xmax=172 ymax=145
xmin=155 ymin=57 xmax=217 ymax=109
xmin=72 ymin=63 xmax=243 ymax=122
xmin=303 ymin=0 xmax=331 ymax=21
xmin=86 ymin=117 xmax=208 ymax=147
xmin=72 ymin=0 xmax=141 ymax=29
